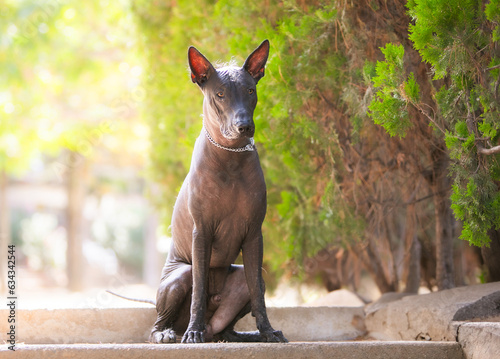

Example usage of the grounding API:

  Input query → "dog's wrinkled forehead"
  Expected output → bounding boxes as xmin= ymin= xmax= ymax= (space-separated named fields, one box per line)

xmin=215 ymin=66 xmax=254 ymax=87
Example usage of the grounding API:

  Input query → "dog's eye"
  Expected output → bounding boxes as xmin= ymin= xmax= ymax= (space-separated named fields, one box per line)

xmin=217 ymin=92 xmax=224 ymax=98
xmin=248 ymin=88 xmax=255 ymax=95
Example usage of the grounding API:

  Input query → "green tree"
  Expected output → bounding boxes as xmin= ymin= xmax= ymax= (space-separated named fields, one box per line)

xmin=369 ymin=0 xmax=500 ymax=281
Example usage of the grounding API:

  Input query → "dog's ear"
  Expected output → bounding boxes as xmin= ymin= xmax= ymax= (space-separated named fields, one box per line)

xmin=243 ymin=39 xmax=270 ymax=83
xmin=188 ymin=46 xmax=215 ymax=86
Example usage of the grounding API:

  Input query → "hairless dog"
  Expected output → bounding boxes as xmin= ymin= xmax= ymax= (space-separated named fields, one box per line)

xmin=146 ymin=40 xmax=288 ymax=344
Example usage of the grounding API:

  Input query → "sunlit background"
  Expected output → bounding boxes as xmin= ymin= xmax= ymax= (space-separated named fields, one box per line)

xmin=1 ymin=0 xmax=163 ymax=308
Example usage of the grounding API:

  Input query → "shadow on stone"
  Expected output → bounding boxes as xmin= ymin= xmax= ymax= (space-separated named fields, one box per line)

xmin=452 ymin=291 xmax=500 ymax=322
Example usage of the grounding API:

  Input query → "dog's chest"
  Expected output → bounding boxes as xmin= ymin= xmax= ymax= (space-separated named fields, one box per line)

xmin=207 ymin=169 xmax=266 ymax=224
xmin=191 ymin=154 xmax=266 ymax=211
xmin=190 ymin=163 xmax=266 ymax=266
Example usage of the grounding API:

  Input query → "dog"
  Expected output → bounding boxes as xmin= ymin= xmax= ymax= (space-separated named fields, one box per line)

xmin=147 ymin=40 xmax=288 ymax=344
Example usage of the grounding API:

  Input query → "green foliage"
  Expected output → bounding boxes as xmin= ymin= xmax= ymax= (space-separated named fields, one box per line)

xmin=406 ymin=0 xmax=500 ymax=247
xmin=451 ymin=176 xmax=500 ymax=247
xmin=365 ymin=0 xmax=500 ymax=248
xmin=372 ymin=44 xmax=405 ymax=88
xmin=368 ymin=44 xmax=415 ymax=137
xmin=408 ymin=0 xmax=487 ymax=80
xmin=485 ymin=0 xmax=500 ymax=41
xmin=478 ymin=122 xmax=497 ymax=140
xmin=404 ymin=73 xmax=420 ymax=103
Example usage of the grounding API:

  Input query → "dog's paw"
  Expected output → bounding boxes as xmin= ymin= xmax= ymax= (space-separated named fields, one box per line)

xmin=149 ymin=328 xmax=177 ymax=343
xmin=181 ymin=329 xmax=205 ymax=343
xmin=260 ymin=329 xmax=288 ymax=343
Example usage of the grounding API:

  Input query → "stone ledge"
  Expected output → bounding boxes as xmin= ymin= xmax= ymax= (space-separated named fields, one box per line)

xmin=0 ymin=306 xmax=365 ymax=344
xmin=457 ymin=322 xmax=500 ymax=359
xmin=365 ymin=282 xmax=500 ymax=341
xmin=1 ymin=342 xmax=464 ymax=359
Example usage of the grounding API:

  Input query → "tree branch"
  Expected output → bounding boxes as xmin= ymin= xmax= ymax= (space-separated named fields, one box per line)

xmin=412 ymin=101 xmax=447 ymax=136
xmin=478 ymin=145 xmax=500 ymax=155
xmin=486 ymin=64 xmax=500 ymax=71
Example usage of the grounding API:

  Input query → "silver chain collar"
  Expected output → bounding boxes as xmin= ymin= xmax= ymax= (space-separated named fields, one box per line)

xmin=203 ymin=125 xmax=255 ymax=152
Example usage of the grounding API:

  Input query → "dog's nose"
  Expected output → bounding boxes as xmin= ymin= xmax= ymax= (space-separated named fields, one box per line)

xmin=237 ymin=124 xmax=253 ymax=133
xmin=235 ymin=118 xmax=255 ymax=135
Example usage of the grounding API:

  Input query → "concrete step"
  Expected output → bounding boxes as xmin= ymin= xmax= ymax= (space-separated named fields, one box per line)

xmin=1 ymin=342 xmax=464 ymax=359
xmin=0 ymin=306 xmax=366 ymax=344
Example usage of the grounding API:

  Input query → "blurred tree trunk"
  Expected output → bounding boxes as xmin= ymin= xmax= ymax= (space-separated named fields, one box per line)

xmin=404 ymin=204 xmax=421 ymax=293
xmin=66 ymin=152 xmax=86 ymax=292
xmin=0 ymin=169 xmax=9 ymax=293
xmin=355 ymin=237 xmax=397 ymax=293
xmin=430 ymin=159 xmax=455 ymax=290
xmin=405 ymin=236 xmax=421 ymax=293
xmin=482 ymin=229 xmax=500 ymax=282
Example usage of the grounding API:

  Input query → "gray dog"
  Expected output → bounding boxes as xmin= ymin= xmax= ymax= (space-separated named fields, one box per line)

xmin=148 ymin=40 xmax=288 ymax=344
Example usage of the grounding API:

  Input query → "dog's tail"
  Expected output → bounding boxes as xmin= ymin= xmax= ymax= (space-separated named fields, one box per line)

xmin=106 ymin=290 xmax=156 ymax=306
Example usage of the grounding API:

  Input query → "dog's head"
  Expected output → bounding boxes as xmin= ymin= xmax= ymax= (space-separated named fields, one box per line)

xmin=188 ymin=40 xmax=269 ymax=140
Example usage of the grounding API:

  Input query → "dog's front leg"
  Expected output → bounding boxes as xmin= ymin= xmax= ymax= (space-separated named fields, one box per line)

xmin=242 ymin=232 xmax=288 ymax=343
xmin=182 ymin=226 xmax=212 ymax=343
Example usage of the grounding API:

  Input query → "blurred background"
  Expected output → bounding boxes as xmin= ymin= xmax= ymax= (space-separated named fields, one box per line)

xmin=1 ymin=0 xmax=499 ymax=309
xmin=1 ymin=0 xmax=157 ymax=307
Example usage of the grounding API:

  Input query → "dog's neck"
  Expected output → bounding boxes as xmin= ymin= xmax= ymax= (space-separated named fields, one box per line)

xmin=201 ymin=115 xmax=255 ymax=153
xmin=203 ymin=122 xmax=255 ymax=153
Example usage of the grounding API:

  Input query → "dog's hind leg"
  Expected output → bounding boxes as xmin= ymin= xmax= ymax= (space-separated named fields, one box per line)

xmin=213 ymin=301 xmax=283 ymax=343
xmin=212 ymin=301 xmax=263 ymax=342
xmin=203 ymin=265 xmax=251 ymax=341
xmin=215 ymin=308 xmax=288 ymax=343
xmin=208 ymin=265 xmax=274 ymax=343
xmin=210 ymin=266 xmax=288 ymax=343
xmin=149 ymin=263 xmax=192 ymax=344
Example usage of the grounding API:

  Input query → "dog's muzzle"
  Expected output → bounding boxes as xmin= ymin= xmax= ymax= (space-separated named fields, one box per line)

xmin=234 ymin=120 xmax=255 ymax=138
